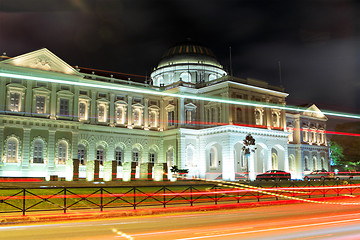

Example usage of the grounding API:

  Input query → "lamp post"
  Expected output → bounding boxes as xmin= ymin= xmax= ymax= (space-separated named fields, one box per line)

xmin=243 ymin=134 xmax=256 ymax=181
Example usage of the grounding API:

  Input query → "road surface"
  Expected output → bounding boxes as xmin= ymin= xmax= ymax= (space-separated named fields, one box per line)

xmin=2 ymin=198 xmax=360 ymax=239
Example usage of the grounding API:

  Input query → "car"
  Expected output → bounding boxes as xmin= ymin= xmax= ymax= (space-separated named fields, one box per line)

xmin=256 ymin=170 xmax=291 ymax=181
xmin=304 ymin=170 xmax=334 ymax=181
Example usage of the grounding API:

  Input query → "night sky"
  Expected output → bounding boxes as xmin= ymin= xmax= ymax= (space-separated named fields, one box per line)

xmin=1 ymin=0 xmax=360 ymax=127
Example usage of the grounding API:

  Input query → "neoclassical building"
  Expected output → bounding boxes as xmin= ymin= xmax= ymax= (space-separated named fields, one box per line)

xmin=0 ymin=41 xmax=330 ymax=181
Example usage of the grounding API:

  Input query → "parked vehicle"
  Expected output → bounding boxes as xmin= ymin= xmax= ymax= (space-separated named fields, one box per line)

xmin=304 ymin=170 xmax=334 ymax=181
xmin=256 ymin=170 xmax=291 ymax=181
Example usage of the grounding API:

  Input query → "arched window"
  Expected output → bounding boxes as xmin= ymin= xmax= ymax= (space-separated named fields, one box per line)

xmin=115 ymin=146 xmax=123 ymax=166
xmin=6 ymin=137 xmax=18 ymax=163
xmin=209 ymin=147 xmax=217 ymax=168
xmin=255 ymin=110 xmax=262 ymax=125
xmin=271 ymin=149 xmax=278 ymax=169
xmin=132 ymin=148 xmax=140 ymax=164
xmin=321 ymin=157 xmax=325 ymax=170
xmin=304 ymin=156 xmax=309 ymax=171
xmin=289 ymin=154 xmax=296 ymax=172
xmin=33 ymin=139 xmax=44 ymax=164
xmin=166 ymin=149 xmax=174 ymax=167
xmin=209 ymin=74 xmax=217 ymax=81
xmin=288 ymin=128 xmax=294 ymax=142
xmin=303 ymin=129 xmax=308 ymax=142
xmin=180 ymin=72 xmax=191 ymax=82
xmin=149 ymin=150 xmax=156 ymax=163
xmin=312 ymin=156 xmax=317 ymax=170
xmin=186 ymin=146 xmax=194 ymax=167
xmin=157 ymin=76 xmax=164 ymax=86
xmin=78 ymin=144 xmax=87 ymax=165
xmin=96 ymin=145 xmax=105 ymax=165
xmin=58 ymin=140 xmax=68 ymax=164
xmin=272 ymin=113 xmax=279 ymax=127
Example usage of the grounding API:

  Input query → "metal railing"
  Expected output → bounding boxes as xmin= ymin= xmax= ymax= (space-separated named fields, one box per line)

xmin=0 ymin=181 xmax=359 ymax=216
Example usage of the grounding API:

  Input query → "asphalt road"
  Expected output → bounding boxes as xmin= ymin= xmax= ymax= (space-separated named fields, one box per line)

xmin=2 ymin=198 xmax=360 ymax=240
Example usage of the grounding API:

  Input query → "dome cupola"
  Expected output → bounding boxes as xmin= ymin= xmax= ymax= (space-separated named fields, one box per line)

xmin=151 ymin=40 xmax=227 ymax=86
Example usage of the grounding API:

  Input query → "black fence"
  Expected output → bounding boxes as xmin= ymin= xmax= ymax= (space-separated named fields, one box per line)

xmin=0 ymin=181 xmax=359 ymax=216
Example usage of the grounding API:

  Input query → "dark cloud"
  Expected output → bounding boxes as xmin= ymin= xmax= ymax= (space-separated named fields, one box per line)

xmin=1 ymin=0 xmax=360 ymax=121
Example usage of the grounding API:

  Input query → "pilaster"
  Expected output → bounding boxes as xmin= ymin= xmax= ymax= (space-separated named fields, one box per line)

xmin=178 ymin=98 xmax=184 ymax=127
xmin=73 ymin=87 xmax=79 ymax=121
xmin=72 ymin=131 xmax=79 ymax=160
xmin=109 ymin=93 xmax=115 ymax=126
xmin=144 ymin=98 xmax=149 ymax=130
xmin=160 ymin=99 xmax=164 ymax=131
xmin=21 ymin=127 xmax=31 ymax=170
xmin=25 ymin=81 xmax=33 ymax=116
xmin=50 ymin=83 xmax=57 ymax=119
xmin=90 ymin=91 xmax=96 ymax=124
xmin=127 ymin=96 xmax=132 ymax=128
xmin=47 ymin=129 xmax=56 ymax=174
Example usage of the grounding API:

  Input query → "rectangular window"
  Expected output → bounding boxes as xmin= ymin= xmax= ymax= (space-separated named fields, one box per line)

xmin=33 ymin=144 xmax=44 ymax=163
xmin=9 ymin=92 xmax=20 ymax=112
xmin=36 ymin=96 xmax=46 ymax=114
xmin=133 ymin=152 xmax=139 ymax=163
xmin=116 ymin=151 xmax=122 ymax=166
xmin=116 ymin=107 xmax=123 ymax=124
xmin=98 ymin=105 xmax=106 ymax=122
xmin=79 ymin=102 xmax=86 ymax=120
xmin=149 ymin=153 xmax=155 ymax=163
xmin=168 ymin=111 xmax=175 ymax=126
xmin=59 ymin=99 xmax=69 ymax=116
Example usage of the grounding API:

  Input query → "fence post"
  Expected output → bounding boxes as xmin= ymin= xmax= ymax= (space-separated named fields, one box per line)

xmin=100 ymin=187 xmax=103 ymax=212
xmin=190 ymin=186 xmax=193 ymax=207
xmin=163 ymin=187 xmax=166 ymax=208
xmin=22 ymin=188 xmax=26 ymax=216
xmin=133 ymin=187 xmax=136 ymax=210
xmin=64 ymin=187 xmax=67 ymax=214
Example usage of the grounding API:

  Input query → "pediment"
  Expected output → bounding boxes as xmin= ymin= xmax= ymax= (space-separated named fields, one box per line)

xmin=2 ymin=48 xmax=82 ymax=76
xmin=302 ymin=104 xmax=327 ymax=120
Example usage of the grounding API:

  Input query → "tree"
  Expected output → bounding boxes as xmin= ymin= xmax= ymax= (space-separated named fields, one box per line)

xmin=331 ymin=122 xmax=360 ymax=164
xmin=328 ymin=140 xmax=344 ymax=165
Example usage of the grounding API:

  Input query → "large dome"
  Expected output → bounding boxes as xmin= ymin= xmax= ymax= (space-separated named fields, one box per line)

xmin=151 ymin=40 xmax=227 ymax=87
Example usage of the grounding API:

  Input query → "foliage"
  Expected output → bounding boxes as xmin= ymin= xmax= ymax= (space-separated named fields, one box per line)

xmin=331 ymin=122 xmax=360 ymax=164
xmin=328 ymin=140 xmax=344 ymax=165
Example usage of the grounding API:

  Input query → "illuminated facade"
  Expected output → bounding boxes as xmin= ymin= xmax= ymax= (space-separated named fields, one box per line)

xmin=0 ymin=41 xmax=329 ymax=181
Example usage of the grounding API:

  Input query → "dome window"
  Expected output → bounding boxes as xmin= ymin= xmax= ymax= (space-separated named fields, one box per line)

xmin=180 ymin=72 xmax=191 ymax=82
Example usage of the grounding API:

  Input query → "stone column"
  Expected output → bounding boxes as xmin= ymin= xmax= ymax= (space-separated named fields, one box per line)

xmin=127 ymin=96 xmax=132 ymax=128
xmin=90 ymin=91 xmax=96 ymax=124
xmin=144 ymin=98 xmax=149 ymax=130
xmin=111 ymin=160 xmax=118 ymax=181
xmin=25 ymin=81 xmax=33 ymax=116
xmin=73 ymin=159 xmax=79 ymax=181
xmin=248 ymin=147 xmax=256 ymax=181
xmin=22 ymin=127 xmax=31 ymax=171
xmin=50 ymin=83 xmax=57 ymax=119
xmin=73 ymin=87 xmax=79 ymax=121
xmin=109 ymin=93 xmax=115 ymax=126
xmin=47 ymin=129 xmax=56 ymax=175
xmin=94 ymin=160 xmax=101 ymax=181
xmin=265 ymin=98 xmax=271 ymax=128
xmin=160 ymin=99 xmax=164 ymax=131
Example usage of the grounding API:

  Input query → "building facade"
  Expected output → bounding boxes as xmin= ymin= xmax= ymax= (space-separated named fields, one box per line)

xmin=0 ymin=41 xmax=329 ymax=181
